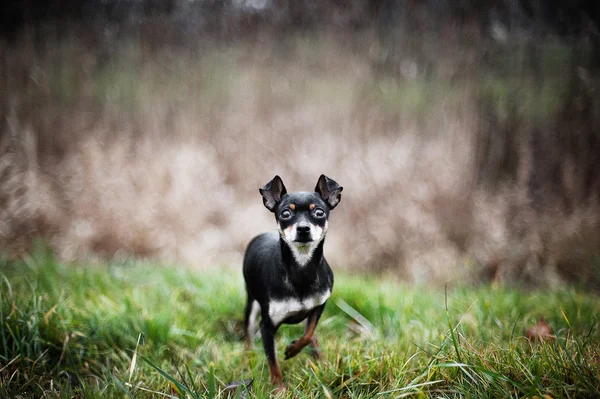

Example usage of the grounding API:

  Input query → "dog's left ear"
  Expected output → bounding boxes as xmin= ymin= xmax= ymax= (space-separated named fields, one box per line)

xmin=315 ymin=174 xmax=343 ymax=209
xmin=260 ymin=175 xmax=287 ymax=212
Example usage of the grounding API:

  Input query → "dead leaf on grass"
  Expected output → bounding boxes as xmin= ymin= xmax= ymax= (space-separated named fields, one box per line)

xmin=526 ymin=316 xmax=554 ymax=342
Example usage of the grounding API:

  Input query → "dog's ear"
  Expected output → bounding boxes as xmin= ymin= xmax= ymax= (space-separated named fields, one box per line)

xmin=259 ymin=175 xmax=287 ymax=212
xmin=315 ymin=174 xmax=343 ymax=209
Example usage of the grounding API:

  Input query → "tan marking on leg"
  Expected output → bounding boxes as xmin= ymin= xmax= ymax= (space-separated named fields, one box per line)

xmin=268 ymin=361 xmax=283 ymax=385
xmin=284 ymin=312 xmax=320 ymax=359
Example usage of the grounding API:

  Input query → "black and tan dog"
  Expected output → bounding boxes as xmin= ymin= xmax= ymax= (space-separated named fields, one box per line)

xmin=243 ymin=175 xmax=342 ymax=386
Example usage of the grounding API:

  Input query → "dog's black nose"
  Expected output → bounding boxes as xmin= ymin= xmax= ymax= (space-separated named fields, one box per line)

xmin=296 ymin=224 xmax=311 ymax=234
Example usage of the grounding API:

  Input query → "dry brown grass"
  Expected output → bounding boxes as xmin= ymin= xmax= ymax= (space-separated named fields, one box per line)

xmin=1 ymin=27 xmax=598 ymax=286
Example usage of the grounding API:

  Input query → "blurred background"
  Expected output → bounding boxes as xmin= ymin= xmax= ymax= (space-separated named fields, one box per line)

xmin=1 ymin=0 xmax=598 ymax=288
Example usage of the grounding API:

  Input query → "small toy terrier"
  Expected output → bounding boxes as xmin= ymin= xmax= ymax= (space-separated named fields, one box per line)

xmin=243 ymin=174 xmax=342 ymax=386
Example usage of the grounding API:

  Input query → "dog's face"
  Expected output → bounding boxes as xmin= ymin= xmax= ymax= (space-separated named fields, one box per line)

xmin=276 ymin=192 xmax=329 ymax=249
xmin=260 ymin=175 xmax=342 ymax=266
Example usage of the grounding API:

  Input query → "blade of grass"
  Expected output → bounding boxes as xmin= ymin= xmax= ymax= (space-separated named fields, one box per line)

xmin=377 ymin=378 xmax=444 ymax=395
xmin=110 ymin=372 xmax=135 ymax=399
xmin=183 ymin=361 xmax=200 ymax=397
xmin=445 ymin=285 xmax=463 ymax=364
xmin=208 ymin=362 xmax=216 ymax=399
xmin=128 ymin=333 xmax=143 ymax=383
xmin=140 ymin=354 xmax=197 ymax=398
xmin=335 ymin=298 xmax=378 ymax=338
xmin=171 ymin=352 xmax=195 ymax=395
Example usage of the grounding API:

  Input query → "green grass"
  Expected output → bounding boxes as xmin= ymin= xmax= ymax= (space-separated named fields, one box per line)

xmin=1 ymin=249 xmax=599 ymax=398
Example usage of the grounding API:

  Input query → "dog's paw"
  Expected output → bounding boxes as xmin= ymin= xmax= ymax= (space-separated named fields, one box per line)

xmin=284 ymin=340 xmax=302 ymax=360
xmin=273 ymin=382 xmax=287 ymax=397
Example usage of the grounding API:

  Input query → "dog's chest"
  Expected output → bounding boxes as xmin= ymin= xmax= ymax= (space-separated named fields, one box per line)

xmin=268 ymin=290 xmax=331 ymax=326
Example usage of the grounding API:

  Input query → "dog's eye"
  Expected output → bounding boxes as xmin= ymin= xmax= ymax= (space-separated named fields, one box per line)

xmin=313 ymin=208 xmax=325 ymax=218
xmin=280 ymin=209 xmax=292 ymax=220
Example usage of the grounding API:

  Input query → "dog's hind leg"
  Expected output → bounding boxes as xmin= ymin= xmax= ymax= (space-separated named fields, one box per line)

xmin=244 ymin=295 xmax=260 ymax=347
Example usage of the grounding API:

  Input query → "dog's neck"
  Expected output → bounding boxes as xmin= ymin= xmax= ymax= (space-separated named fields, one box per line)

xmin=280 ymin=238 xmax=326 ymax=294
xmin=280 ymin=238 xmax=325 ymax=271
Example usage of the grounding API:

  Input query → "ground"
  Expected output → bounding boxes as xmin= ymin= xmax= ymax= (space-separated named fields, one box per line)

xmin=1 ymin=249 xmax=599 ymax=398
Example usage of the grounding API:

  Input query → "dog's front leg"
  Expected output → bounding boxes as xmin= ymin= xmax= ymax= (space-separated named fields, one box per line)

xmin=284 ymin=304 xmax=325 ymax=360
xmin=260 ymin=321 xmax=283 ymax=385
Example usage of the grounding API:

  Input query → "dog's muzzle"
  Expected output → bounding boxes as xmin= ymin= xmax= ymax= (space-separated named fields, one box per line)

xmin=294 ymin=223 xmax=313 ymax=242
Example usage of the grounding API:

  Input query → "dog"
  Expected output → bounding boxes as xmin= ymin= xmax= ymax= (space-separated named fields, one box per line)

xmin=243 ymin=174 xmax=342 ymax=386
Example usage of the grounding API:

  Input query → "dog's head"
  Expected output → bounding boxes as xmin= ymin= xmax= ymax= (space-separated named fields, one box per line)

xmin=259 ymin=175 xmax=343 ymax=265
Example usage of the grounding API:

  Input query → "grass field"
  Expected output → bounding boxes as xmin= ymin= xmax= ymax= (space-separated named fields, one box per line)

xmin=1 ymin=249 xmax=599 ymax=398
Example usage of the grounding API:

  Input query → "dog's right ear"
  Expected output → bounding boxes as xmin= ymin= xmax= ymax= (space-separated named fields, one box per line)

xmin=259 ymin=175 xmax=287 ymax=212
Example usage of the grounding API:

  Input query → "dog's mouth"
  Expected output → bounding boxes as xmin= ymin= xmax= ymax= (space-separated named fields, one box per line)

xmin=294 ymin=237 xmax=313 ymax=244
